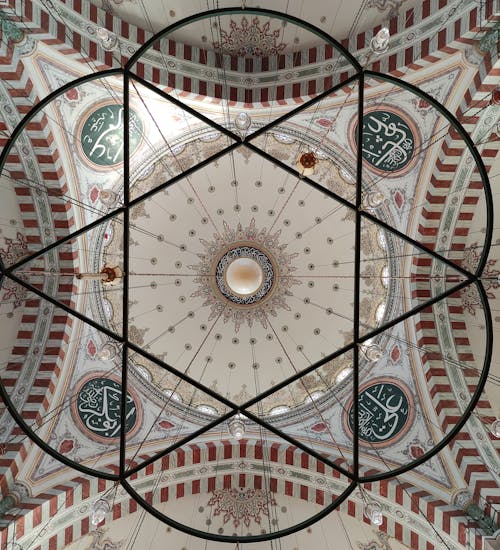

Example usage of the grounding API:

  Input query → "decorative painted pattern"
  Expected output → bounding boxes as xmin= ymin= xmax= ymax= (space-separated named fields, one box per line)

xmin=460 ymin=241 xmax=499 ymax=315
xmin=367 ymin=0 xmax=407 ymax=17
xmin=1 ymin=442 xmax=473 ymax=550
xmin=207 ymin=487 xmax=277 ymax=528
xmin=213 ymin=16 xmax=287 ymax=57
xmin=0 ymin=35 xmax=79 ymax=504
xmin=0 ymin=232 xmax=29 ymax=311
xmin=0 ymin=9 xmax=23 ymax=43
xmin=4 ymin=0 xmax=492 ymax=107
xmin=0 ymin=3 xmax=497 ymax=550
xmin=411 ymin=44 xmax=500 ymax=548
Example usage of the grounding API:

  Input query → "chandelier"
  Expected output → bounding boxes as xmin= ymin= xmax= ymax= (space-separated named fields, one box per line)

xmin=0 ymin=7 xmax=492 ymax=544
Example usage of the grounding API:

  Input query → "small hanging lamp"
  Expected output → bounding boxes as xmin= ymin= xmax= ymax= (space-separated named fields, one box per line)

xmin=228 ymin=417 xmax=246 ymax=440
xmin=370 ymin=27 xmax=390 ymax=55
xmin=296 ymin=151 xmax=318 ymax=176
xmin=364 ymin=500 xmax=383 ymax=525
xmin=91 ymin=498 xmax=111 ymax=526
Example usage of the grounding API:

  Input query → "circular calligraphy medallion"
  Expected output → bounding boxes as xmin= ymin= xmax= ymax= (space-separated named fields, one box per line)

xmin=354 ymin=108 xmax=416 ymax=174
xmin=74 ymin=376 xmax=139 ymax=441
xmin=79 ymin=103 xmax=143 ymax=167
xmin=214 ymin=245 xmax=276 ymax=306
xmin=345 ymin=380 xmax=413 ymax=446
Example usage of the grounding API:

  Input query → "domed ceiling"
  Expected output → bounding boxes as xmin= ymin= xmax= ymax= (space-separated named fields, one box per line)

xmin=0 ymin=1 xmax=498 ymax=549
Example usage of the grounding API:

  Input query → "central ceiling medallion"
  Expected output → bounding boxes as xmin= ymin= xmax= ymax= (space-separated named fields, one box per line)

xmin=217 ymin=246 xmax=271 ymax=301
xmin=190 ymin=219 xmax=300 ymax=331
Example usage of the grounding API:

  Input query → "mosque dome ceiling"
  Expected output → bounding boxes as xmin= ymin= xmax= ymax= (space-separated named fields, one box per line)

xmin=0 ymin=1 xmax=498 ymax=549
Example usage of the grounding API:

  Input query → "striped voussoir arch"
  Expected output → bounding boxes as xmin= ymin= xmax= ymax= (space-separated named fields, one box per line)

xmin=0 ymin=46 xmax=77 ymax=510
xmin=4 ymin=0 xmax=496 ymax=106
xmin=0 ymin=439 xmax=473 ymax=550
xmin=413 ymin=41 xmax=500 ymax=548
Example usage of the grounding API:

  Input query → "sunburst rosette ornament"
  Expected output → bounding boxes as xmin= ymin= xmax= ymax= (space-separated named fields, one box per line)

xmin=189 ymin=218 xmax=301 ymax=331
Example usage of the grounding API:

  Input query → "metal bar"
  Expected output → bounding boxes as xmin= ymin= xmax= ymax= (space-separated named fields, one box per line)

xmin=120 ymin=476 xmax=356 ymax=543
xmin=4 ymin=207 xmax=125 ymax=274
xmin=245 ymin=136 xmax=474 ymax=280
xmin=353 ymin=277 xmax=474 ymax=344
xmin=247 ymin=132 xmax=475 ymax=281
xmin=353 ymin=71 xmax=364 ymax=482
xmin=243 ymin=141 xmax=357 ymax=211
xmin=0 ymin=69 xmax=124 ymax=176
xmin=119 ymin=71 xmax=131 ymax=478
xmin=239 ymin=341 xmax=356 ymax=410
xmin=127 ymin=141 xmax=241 ymax=209
xmin=5 ymin=271 xmax=124 ymax=342
xmin=249 ymin=286 xmax=471 ymax=412
xmin=359 ymin=209 xmax=474 ymax=279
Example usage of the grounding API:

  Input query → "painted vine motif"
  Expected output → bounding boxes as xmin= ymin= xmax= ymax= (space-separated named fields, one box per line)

xmin=461 ymin=242 xmax=499 ymax=315
xmin=0 ymin=232 xmax=29 ymax=309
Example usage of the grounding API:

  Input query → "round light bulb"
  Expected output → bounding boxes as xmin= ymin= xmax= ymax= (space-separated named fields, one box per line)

xmin=234 ymin=112 xmax=251 ymax=132
xmin=364 ymin=501 xmax=383 ymax=525
xmin=370 ymin=27 xmax=390 ymax=54
xmin=228 ymin=418 xmax=246 ymax=440
xmin=91 ymin=498 xmax=110 ymax=526
xmin=490 ymin=418 xmax=500 ymax=438
xmin=96 ymin=27 xmax=117 ymax=51
xmin=226 ymin=258 xmax=263 ymax=295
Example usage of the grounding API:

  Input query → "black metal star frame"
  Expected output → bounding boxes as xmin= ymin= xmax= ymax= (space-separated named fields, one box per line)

xmin=0 ymin=8 xmax=493 ymax=543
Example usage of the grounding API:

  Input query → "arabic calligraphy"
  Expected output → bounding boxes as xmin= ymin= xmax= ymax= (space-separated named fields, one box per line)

xmin=348 ymin=382 xmax=410 ymax=444
xmin=80 ymin=104 xmax=143 ymax=166
xmin=76 ymin=378 xmax=137 ymax=439
xmin=357 ymin=110 xmax=415 ymax=172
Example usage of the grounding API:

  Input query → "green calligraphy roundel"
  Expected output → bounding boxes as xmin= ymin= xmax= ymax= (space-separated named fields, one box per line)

xmin=80 ymin=104 xmax=143 ymax=166
xmin=348 ymin=382 xmax=410 ymax=444
xmin=76 ymin=377 xmax=137 ymax=439
xmin=357 ymin=110 xmax=415 ymax=172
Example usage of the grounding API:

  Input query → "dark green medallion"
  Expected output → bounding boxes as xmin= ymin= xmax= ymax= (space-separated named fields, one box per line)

xmin=80 ymin=104 xmax=143 ymax=166
xmin=76 ymin=377 xmax=137 ymax=438
xmin=349 ymin=382 xmax=409 ymax=444
xmin=357 ymin=110 xmax=415 ymax=172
